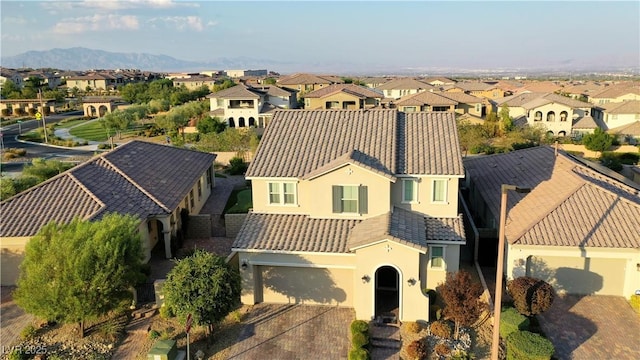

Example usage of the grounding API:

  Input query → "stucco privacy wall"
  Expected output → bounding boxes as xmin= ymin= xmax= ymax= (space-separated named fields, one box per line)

xmin=186 ymin=215 xmax=211 ymax=239
xmin=225 ymin=214 xmax=247 ymax=238
xmin=0 ymin=236 xmax=30 ymax=285
xmin=507 ymin=244 xmax=640 ymax=297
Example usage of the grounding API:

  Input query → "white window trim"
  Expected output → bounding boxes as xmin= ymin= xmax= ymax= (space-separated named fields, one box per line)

xmin=429 ymin=245 xmax=446 ymax=270
xmin=431 ymin=178 xmax=448 ymax=204
xmin=267 ymin=181 xmax=298 ymax=206
xmin=401 ymin=178 xmax=419 ymax=204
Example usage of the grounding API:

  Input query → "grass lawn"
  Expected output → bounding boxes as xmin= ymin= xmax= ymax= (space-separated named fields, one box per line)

xmin=223 ymin=188 xmax=252 ymax=214
xmin=69 ymin=120 xmax=110 ymax=141
xmin=55 ymin=118 xmax=88 ymax=129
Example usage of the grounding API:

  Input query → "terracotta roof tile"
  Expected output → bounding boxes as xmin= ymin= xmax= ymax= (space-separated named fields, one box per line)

xmin=303 ymin=84 xmax=383 ymax=99
xmin=246 ymin=110 xmax=463 ymax=178
xmin=395 ymin=91 xmax=457 ymax=106
xmin=375 ymin=78 xmax=435 ymax=91
xmin=609 ymin=121 xmax=640 ymax=136
xmin=464 ymin=146 xmax=640 ymax=248
xmin=599 ymin=100 xmax=640 ymax=114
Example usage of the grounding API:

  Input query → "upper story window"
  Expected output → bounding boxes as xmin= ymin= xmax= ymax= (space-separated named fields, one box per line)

xmin=189 ymin=189 xmax=195 ymax=209
xmin=197 ymin=179 xmax=202 ymax=199
xmin=432 ymin=179 xmax=447 ymax=203
xmin=560 ymin=111 xmax=568 ymax=122
xmin=332 ymin=185 xmax=368 ymax=214
xmin=534 ymin=111 xmax=543 ymax=121
xmin=404 ymin=106 xmax=417 ymax=113
xmin=268 ymin=182 xmax=297 ymax=205
xmin=402 ymin=179 xmax=418 ymax=203
xmin=429 ymin=245 xmax=445 ymax=270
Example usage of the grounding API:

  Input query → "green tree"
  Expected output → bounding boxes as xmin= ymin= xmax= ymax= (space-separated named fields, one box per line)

xmin=14 ymin=213 xmax=145 ymax=338
xmin=438 ymin=270 xmax=486 ymax=339
xmin=22 ymin=158 xmax=74 ymax=182
xmin=162 ymin=250 xmax=241 ymax=336
xmin=1 ymin=80 xmax=23 ymax=99
xmin=212 ymin=79 xmax=236 ymax=93
xmin=196 ymin=116 xmax=226 ymax=134
xmin=499 ymin=104 xmax=514 ymax=135
xmin=0 ymin=177 xmax=17 ymax=199
xmin=263 ymin=77 xmax=277 ymax=85
xmin=582 ymin=128 xmax=614 ymax=156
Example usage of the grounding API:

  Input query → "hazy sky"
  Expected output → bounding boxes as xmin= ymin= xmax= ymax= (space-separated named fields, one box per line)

xmin=1 ymin=0 xmax=639 ymax=70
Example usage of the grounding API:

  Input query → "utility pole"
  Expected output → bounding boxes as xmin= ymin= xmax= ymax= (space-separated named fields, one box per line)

xmin=38 ymin=89 xmax=48 ymax=144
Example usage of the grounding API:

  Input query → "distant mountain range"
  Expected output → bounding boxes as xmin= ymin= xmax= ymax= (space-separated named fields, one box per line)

xmin=1 ymin=47 xmax=638 ymax=76
xmin=0 ymin=47 xmax=294 ymax=73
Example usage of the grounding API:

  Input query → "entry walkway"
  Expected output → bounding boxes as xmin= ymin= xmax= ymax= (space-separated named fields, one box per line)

xmin=0 ymin=287 xmax=35 ymax=348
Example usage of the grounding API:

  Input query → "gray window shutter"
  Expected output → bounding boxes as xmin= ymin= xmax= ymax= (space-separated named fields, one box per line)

xmin=332 ymin=185 xmax=342 ymax=213
xmin=359 ymin=185 xmax=368 ymax=214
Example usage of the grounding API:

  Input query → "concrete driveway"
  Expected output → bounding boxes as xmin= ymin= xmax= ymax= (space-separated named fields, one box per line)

xmin=537 ymin=295 xmax=640 ymax=360
xmin=0 ymin=287 xmax=35 ymax=347
xmin=225 ymin=304 xmax=354 ymax=360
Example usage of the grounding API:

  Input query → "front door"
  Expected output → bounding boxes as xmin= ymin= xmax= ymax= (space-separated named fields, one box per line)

xmin=375 ymin=266 xmax=399 ymax=320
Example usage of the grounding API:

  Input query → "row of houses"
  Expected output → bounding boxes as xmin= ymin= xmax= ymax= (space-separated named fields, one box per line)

xmin=2 ymin=108 xmax=638 ymax=324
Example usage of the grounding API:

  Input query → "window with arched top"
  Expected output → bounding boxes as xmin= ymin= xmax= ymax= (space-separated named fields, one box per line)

xmin=248 ymin=117 xmax=255 ymax=127
xmin=534 ymin=111 xmax=543 ymax=121
xmin=228 ymin=118 xmax=235 ymax=128
xmin=547 ymin=111 xmax=555 ymax=122
xmin=239 ymin=117 xmax=246 ymax=127
xmin=560 ymin=111 xmax=568 ymax=122
xmin=558 ymin=131 xmax=566 ymax=137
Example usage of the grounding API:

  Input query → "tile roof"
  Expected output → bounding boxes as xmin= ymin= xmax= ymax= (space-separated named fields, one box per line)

xmin=375 ymin=78 xmax=435 ymax=91
xmin=497 ymin=92 xmax=592 ymax=109
xmin=599 ymin=100 xmax=640 ymax=114
xmin=455 ymin=82 xmax=495 ymax=92
xmin=437 ymin=92 xmax=483 ymax=104
xmin=464 ymin=146 xmax=640 ymax=248
xmin=395 ymin=91 xmax=458 ymax=107
xmin=1 ymin=141 xmax=216 ymax=238
xmin=571 ymin=115 xmax=600 ymax=129
xmin=301 ymin=149 xmax=397 ymax=181
xmin=206 ymin=84 xmax=263 ymax=99
xmin=232 ymin=207 xmax=465 ymax=253
xmin=517 ymin=81 xmax=563 ymax=93
xmin=609 ymin=121 xmax=640 ymax=136
xmin=232 ymin=212 xmax=361 ymax=253
xmin=303 ymin=84 xmax=383 ymax=99
xmin=278 ymin=73 xmax=341 ymax=85
xmin=590 ymin=84 xmax=640 ymax=99
xmin=245 ymin=109 xmax=463 ymax=178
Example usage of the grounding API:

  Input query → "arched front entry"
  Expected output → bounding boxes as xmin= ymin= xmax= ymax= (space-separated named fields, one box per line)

xmin=375 ymin=265 xmax=400 ymax=322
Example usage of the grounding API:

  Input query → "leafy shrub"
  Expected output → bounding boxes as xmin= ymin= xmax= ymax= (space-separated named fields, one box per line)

xmin=406 ymin=339 xmax=429 ymax=360
xmin=630 ymin=294 xmax=640 ymax=314
xmin=149 ymin=329 xmax=160 ymax=340
xmin=429 ymin=320 xmax=452 ymax=339
xmin=20 ymin=324 xmax=37 ymax=340
xmin=429 ymin=305 xmax=442 ymax=321
xmin=160 ymin=304 xmax=175 ymax=319
xmin=7 ymin=348 xmax=25 ymax=360
xmin=350 ymin=320 xmax=369 ymax=335
xmin=28 ymin=108 xmax=37 ymax=116
xmin=348 ymin=347 xmax=371 ymax=360
xmin=500 ymin=307 xmax=530 ymax=339
xmin=351 ymin=331 xmax=369 ymax=349
xmin=97 ymin=316 xmax=127 ymax=342
xmin=507 ymin=277 xmax=555 ymax=316
xmin=228 ymin=156 xmax=248 ymax=175
xmin=434 ymin=342 xmax=451 ymax=356
xmin=600 ymin=153 xmax=623 ymax=171
xmin=618 ymin=152 xmax=640 ymax=165
xmin=1 ymin=109 xmax=9 ymax=116
xmin=405 ymin=321 xmax=422 ymax=334
xmin=450 ymin=350 xmax=476 ymax=360
xmin=506 ymin=330 xmax=554 ymax=360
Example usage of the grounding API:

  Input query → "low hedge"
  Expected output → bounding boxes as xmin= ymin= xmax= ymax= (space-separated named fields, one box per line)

xmin=351 ymin=331 xmax=369 ymax=349
xmin=500 ymin=307 xmax=530 ymax=339
xmin=350 ymin=320 xmax=369 ymax=335
xmin=348 ymin=347 xmax=371 ymax=360
xmin=506 ymin=330 xmax=554 ymax=360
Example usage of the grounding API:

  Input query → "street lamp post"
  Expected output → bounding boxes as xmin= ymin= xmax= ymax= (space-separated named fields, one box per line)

xmin=491 ymin=184 xmax=531 ymax=360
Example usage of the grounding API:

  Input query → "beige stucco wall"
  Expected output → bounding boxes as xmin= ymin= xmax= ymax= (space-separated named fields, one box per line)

xmin=353 ymin=240 xmax=429 ymax=322
xmin=0 ymin=236 xmax=30 ymax=285
xmin=391 ymin=176 xmax=461 ymax=218
xmin=602 ymin=113 xmax=638 ymax=130
xmin=423 ymin=244 xmax=461 ymax=291
xmin=306 ymin=93 xmax=370 ymax=110
xmin=250 ymin=164 xmax=393 ymax=219
xmin=526 ymin=103 xmax=574 ymax=135
xmin=559 ymin=144 xmax=639 ymax=158
xmin=507 ymin=244 xmax=640 ymax=297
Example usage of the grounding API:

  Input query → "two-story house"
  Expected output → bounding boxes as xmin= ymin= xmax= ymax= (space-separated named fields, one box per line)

xmin=230 ymin=109 xmax=466 ymax=323
xmin=593 ymin=100 xmax=640 ymax=130
xmin=493 ymin=92 xmax=593 ymax=136
xmin=302 ymin=84 xmax=383 ymax=109
xmin=207 ymin=84 xmax=297 ymax=128
xmin=172 ymin=75 xmax=218 ymax=91
xmin=0 ymin=141 xmax=217 ymax=286
xmin=277 ymin=73 xmax=343 ymax=99
xmin=589 ymin=84 xmax=640 ymax=105
xmin=449 ymin=82 xmax=505 ymax=100
xmin=375 ymin=78 xmax=435 ymax=100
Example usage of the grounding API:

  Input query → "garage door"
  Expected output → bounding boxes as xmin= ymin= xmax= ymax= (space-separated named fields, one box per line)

xmin=258 ymin=266 xmax=353 ymax=306
xmin=527 ymin=256 xmax=626 ymax=296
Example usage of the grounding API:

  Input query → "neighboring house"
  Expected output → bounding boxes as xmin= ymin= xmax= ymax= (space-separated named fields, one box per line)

xmin=172 ymin=75 xmax=218 ymax=91
xmin=609 ymin=121 xmax=640 ymax=144
xmin=375 ymin=78 xmax=435 ymax=100
xmin=493 ymin=92 xmax=593 ymax=136
xmin=394 ymin=91 xmax=457 ymax=112
xmin=207 ymin=84 xmax=297 ymax=128
xmin=0 ymin=141 xmax=216 ymax=286
xmin=589 ymin=84 xmax=640 ymax=105
xmin=302 ymin=84 xmax=383 ymax=109
xmin=230 ymin=109 xmax=466 ymax=323
xmin=23 ymin=71 xmax=62 ymax=89
xmin=358 ymin=77 xmax=390 ymax=89
xmin=559 ymin=83 xmax=603 ymax=101
xmin=0 ymin=67 xmax=24 ymax=88
xmin=593 ymin=100 xmax=640 ymax=130
xmin=423 ymin=77 xmax=456 ymax=87
xmin=513 ymin=81 xmax=563 ymax=94
xmin=450 ymin=82 xmax=505 ymax=99
xmin=66 ymin=73 xmax=119 ymax=91
xmin=464 ymin=146 xmax=640 ymax=297
xmin=438 ymin=92 xmax=485 ymax=117
xmin=225 ymin=69 xmax=268 ymax=78
xmin=277 ymin=73 xmax=343 ymax=98
xmin=571 ymin=115 xmax=602 ymax=139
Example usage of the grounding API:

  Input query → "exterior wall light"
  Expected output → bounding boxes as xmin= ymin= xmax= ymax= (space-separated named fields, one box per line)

xmin=407 ymin=278 xmax=417 ymax=286
xmin=361 ymin=275 xmax=370 ymax=283
xmin=241 ymin=260 xmax=248 ymax=271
